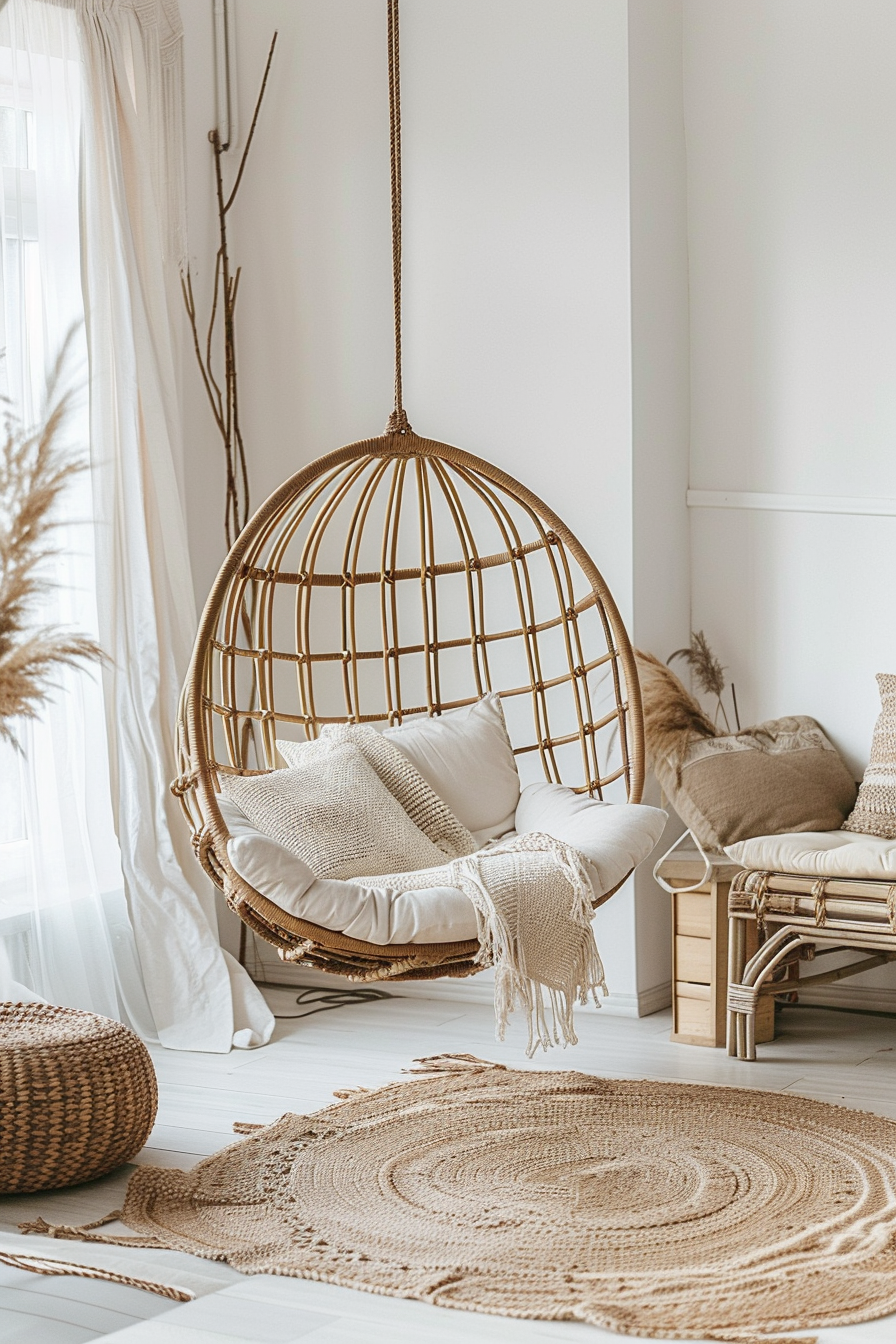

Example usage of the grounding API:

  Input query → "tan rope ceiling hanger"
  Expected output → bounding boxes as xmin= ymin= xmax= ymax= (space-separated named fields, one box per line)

xmin=385 ymin=0 xmax=410 ymax=435
xmin=174 ymin=2 xmax=644 ymax=982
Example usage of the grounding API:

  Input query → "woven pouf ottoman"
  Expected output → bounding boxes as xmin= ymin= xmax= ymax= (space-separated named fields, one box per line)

xmin=0 ymin=1002 xmax=157 ymax=1194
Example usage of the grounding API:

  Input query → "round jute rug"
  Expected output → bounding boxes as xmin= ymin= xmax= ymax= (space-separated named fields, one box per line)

xmin=29 ymin=1055 xmax=896 ymax=1343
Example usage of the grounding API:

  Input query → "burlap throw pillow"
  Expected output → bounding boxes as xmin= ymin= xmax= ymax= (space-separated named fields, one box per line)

xmin=221 ymin=738 xmax=450 ymax=880
xmin=636 ymin=650 xmax=856 ymax=852
xmin=651 ymin=716 xmax=858 ymax=852
xmin=843 ymin=674 xmax=896 ymax=839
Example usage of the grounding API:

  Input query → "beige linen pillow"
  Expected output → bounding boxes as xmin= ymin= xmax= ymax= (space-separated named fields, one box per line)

xmin=278 ymin=724 xmax=476 ymax=861
xmin=843 ymin=674 xmax=896 ymax=838
xmin=651 ymin=717 xmax=858 ymax=852
xmin=221 ymin=738 xmax=450 ymax=880
xmin=636 ymin=651 xmax=857 ymax=852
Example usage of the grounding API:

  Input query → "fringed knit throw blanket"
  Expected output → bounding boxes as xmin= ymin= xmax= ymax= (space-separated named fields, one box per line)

xmin=359 ymin=832 xmax=606 ymax=1055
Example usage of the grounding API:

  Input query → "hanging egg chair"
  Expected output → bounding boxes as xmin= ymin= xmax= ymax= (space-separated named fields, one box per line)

xmin=173 ymin=2 xmax=645 ymax=983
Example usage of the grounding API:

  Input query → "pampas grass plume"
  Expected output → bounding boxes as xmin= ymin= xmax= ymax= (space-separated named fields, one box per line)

xmin=0 ymin=341 xmax=104 ymax=747
xmin=635 ymin=649 xmax=717 ymax=778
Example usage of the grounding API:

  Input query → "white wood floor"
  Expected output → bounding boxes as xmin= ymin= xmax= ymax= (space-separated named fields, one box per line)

xmin=3 ymin=988 xmax=896 ymax=1343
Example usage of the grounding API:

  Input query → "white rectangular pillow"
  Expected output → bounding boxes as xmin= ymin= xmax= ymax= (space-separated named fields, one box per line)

xmin=383 ymin=693 xmax=521 ymax=846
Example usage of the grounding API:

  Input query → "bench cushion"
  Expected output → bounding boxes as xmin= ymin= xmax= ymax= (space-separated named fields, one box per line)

xmin=725 ymin=830 xmax=896 ymax=883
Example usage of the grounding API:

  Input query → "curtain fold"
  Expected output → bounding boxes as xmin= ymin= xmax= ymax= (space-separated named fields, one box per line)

xmin=1 ymin=0 xmax=273 ymax=1051
xmin=74 ymin=0 xmax=272 ymax=1050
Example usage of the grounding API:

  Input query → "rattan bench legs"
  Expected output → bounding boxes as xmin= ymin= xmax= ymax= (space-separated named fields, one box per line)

xmin=727 ymin=916 xmax=896 ymax=1060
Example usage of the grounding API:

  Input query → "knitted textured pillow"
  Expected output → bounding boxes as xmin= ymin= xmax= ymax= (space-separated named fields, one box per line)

xmin=221 ymin=739 xmax=450 ymax=881
xmin=844 ymin=674 xmax=896 ymax=839
xmin=277 ymin=725 xmax=475 ymax=861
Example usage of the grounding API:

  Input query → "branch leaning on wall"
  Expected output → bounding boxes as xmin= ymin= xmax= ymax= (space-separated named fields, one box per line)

xmin=182 ymin=33 xmax=278 ymax=551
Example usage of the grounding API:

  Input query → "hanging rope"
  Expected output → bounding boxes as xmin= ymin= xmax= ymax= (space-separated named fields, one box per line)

xmin=385 ymin=0 xmax=412 ymax=434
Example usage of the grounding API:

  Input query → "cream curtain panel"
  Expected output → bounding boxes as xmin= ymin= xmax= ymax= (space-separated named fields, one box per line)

xmin=73 ymin=0 xmax=272 ymax=1049
xmin=2 ymin=0 xmax=273 ymax=1050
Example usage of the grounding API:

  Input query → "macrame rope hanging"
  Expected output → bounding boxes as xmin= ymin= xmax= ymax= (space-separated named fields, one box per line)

xmin=385 ymin=0 xmax=411 ymax=435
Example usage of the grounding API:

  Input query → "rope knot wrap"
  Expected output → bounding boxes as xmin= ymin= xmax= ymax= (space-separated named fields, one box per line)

xmin=385 ymin=407 xmax=413 ymax=435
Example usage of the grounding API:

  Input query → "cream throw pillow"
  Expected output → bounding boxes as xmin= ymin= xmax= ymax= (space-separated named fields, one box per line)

xmin=221 ymin=738 xmax=450 ymax=881
xmin=844 ymin=674 xmax=896 ymax=839
xmin=383 ymin=694 xmax=521 ymax=845
xmin=278 ymin=725 xmax=475 ymax=861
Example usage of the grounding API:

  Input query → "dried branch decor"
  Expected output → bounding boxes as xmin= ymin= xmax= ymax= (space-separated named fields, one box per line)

xmin=668 ymin=629 xmax=740 ymax=731
xmin=0 ymin=349 xmax=103 ymax=746
xmin=182 ymin=33 xmax=277 ymax=550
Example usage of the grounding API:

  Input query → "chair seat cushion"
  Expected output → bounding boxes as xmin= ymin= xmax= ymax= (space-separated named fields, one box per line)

xmin=514 ymin=783 xmax=667 ymax=896
xmin=725 ymin=830 xmax=896 ymax=882
xmin=219 ymin=785 xmax=667 ymax=947
xmin=220 ymin=795 xmax=479 ymax=945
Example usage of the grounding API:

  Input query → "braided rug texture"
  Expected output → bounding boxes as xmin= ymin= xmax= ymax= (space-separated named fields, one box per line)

xmin=48 ymin=1055 xmax=896 ymax=1343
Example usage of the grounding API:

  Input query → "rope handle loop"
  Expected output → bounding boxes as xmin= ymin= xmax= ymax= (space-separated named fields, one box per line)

xmin=652 ymin=827 xmax=715 ymax=895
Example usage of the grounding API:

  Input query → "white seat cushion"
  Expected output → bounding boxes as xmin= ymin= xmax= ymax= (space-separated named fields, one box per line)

xmin=725 ymin=830 xmax=896 ymax=882
xmin=514 ymin=783 xmax=667 ymax=898
xmin=220 ymin=795 xmax=478 ymax=945
xmin=383 ymin=694 xmax=521 ymax=846
xmin=219 ymin=783 xmax=666 ymax=947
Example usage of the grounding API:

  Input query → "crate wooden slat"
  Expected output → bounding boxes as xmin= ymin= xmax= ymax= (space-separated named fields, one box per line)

xmin=657 ymin=848 xmax=774 ymax=1047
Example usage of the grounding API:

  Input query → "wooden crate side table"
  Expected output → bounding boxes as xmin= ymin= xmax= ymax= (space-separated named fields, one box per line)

xmin=656 ymin=847 xmax=774 ymax=1047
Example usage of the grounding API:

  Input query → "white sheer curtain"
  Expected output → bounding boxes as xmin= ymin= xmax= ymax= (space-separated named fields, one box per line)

xmin=0 ymin=0 xmax=153 ymax=1027
xmin=0 ymin=0 xmax=273 ymax=1051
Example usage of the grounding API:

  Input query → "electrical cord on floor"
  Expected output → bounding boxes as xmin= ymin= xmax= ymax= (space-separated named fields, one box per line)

xmin=253 ymin=985 xmax=394 ymax=1019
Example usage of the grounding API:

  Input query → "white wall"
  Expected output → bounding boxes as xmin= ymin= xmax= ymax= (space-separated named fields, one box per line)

xmin=629 ymin=0 xmax=690 ymax=1005
xmin=179 ymin=0 xmax=690 ymax=1012
xmin=181 ymin=0 xmax=636 ymax=615
xmin=178 ymin=0 xmax=896 ymax=1015
xmin=684 ymin=0 xmax=896 ymax=769
xmin=684 ymin=0 xmax=896 ymax=1003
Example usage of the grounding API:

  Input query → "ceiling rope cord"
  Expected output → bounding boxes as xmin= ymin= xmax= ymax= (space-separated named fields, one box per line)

xmin=385 ymin=0 xmax=412 ymax=435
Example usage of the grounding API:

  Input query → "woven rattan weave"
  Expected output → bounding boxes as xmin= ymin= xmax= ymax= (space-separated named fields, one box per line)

xmin=727 ymin=869 xmax=896 ymax=1060
xmin=0 ymin=1003 xmax=157 ymax=1194
xmin=174 ymin=434 xmax=644 ymax=980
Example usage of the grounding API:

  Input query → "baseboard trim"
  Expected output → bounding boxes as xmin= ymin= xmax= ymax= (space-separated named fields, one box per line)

xmin=251 ymin=955 xmax=672 ymax=1019
xmin=637 ymin=979 xmax=673 ymax=1016
xmin=794 ymin=983 xmax=896 ymax=1015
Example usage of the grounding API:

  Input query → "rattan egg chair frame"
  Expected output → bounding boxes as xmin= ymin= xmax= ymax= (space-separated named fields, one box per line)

xmin=174 ymin=431 xmax=644 ymax=982
xmin=172 ymin=2 xmax=644 ymax=984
